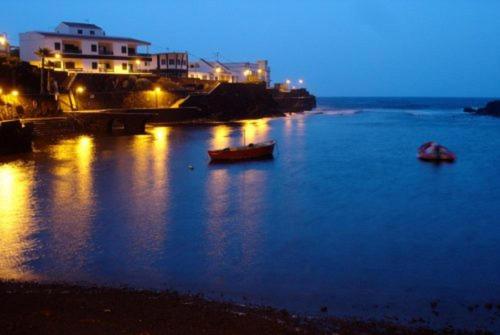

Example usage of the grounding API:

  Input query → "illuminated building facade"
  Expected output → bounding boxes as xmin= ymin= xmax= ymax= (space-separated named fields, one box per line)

xmin=188 ymin=59 xmax=270 ymax=86
xmin=0 ymin=33 xmax=9 ymax=57
xmin=19 ymin=22 xmax=152 ymax=74
xmin=138 ymin=52 xmax=189 ymax=78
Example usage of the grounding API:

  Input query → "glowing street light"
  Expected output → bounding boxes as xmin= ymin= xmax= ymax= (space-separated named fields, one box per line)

xmin=154 ymin=87 xmax=161 ymax=108
xmin=76 ymin=86 xmax=85 ymax=94
xmin=298 ymin=79 xmax=304 ymax=84
xmin=11 ymin=90 xmax=19 ymax=97
xmin=215 ymin=67 xmax=222 ymax=73
xmin=285 ymin=79 xmax=291 ymax=85
xmin=135 ymin=59 xmax=141 ymax=65
xmin=0 ymin=36 xmax=6 ymax=46
xmin=243 ymin=69 xmax=252 ymax=77
xmin=0 ymin=88 xmax=3 ymax=94
xmin=54 ymin=53 xmax=61 ymax=59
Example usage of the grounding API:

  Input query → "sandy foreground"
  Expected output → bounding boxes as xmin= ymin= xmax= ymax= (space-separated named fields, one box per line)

xmin=0 ymin=281 xmax=490 ymax=335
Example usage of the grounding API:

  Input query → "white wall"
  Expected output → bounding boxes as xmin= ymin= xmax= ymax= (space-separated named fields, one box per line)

xmin=55 ymin=23 xmax=105 ymax=37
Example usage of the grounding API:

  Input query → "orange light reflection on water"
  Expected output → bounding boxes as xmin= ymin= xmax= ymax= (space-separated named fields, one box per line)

xmin=49 ymin=135 xmax=96 ymax=269
xmin=240 ymin=118 xmax=270 ymax=144
xmin=211 ymin=124 xmax=232 ymax=149
xmin=125 ymin=128 xmax=170 ymax=259
xmin=0 ymin=163 xmax=38 ymax=280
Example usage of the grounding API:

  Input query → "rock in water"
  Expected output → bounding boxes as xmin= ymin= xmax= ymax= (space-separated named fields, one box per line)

xmin=467 ymin=100 xmax=500 ymax=116
xmin=480 ymin=100 xmax=500 ymax=116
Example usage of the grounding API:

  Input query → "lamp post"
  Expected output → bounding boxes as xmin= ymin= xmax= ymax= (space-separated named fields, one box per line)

xmin=243 ymin=69 xmax=252 ymax=82
xmin=154 ymin=87 xmax=161 ymax=108
xmin=75 ymin=86 xmax=85 ymax=110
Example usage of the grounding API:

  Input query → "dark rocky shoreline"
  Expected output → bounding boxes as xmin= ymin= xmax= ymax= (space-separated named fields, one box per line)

xmin=464 ymin=100 xmax=500 ymax=116
xmin=0 ymin=281 xmax=490 ymax=335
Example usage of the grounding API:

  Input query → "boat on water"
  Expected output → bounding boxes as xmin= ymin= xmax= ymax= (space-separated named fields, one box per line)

xmin=208 ymin=140 xmax=276 ymax=162
xmin=418 ymin=141 xmax=456 ymax=162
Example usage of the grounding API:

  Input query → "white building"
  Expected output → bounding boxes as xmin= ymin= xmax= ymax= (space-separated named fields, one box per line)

xmin=20 ymin=22 xmax=152 ymax=74
xmin=138 ymin=52 xmax=189 ymax=77
xmin=188 ymin=59 xmax=270 ymax=85
xmin=188 ymin=59 xmax=235 ymax=82
xmin=223 ymin=61 xmax=270 ymax=85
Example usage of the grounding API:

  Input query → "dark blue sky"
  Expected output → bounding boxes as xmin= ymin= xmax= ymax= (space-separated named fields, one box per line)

xmin=2 ymin=0 xmax=499 ymax=97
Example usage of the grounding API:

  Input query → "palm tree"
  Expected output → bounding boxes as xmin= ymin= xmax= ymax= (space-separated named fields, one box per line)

xmin=34 ymin=48 xmax=52 ymax=94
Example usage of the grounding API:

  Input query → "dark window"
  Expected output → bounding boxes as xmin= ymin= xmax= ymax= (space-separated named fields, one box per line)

xmin=77 ymin=29 xmax=83 ymax=34
xmin=144 ymin=61 xmax=148 ymax=66
xmin=176 ymin=59 xmax=181 ymax=65
xmin=92 ymin=62 xmax=98 ymax=69
xmin=65 ymin=62 xmax=75 ymax=69
xmin=168 ymin=59 xmax=174 ymax=65
xmin=54 ymin=42 xmax=61 ymax=50
xmin=122 ymin=63 xmax=127 ymax=70
xmin=91 ymin=44 xmax=97 ymax=52
xmin=121 ymin=46 xmax=127 ymax=54
xmin=90 ymin=30 xmax=95 ymax=35
xmin=53 ymin=61 xmax=62 ymax=68
xmin=161 ymin=59 xmax=166 ymax=65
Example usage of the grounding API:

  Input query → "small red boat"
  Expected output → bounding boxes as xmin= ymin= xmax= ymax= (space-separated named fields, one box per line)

xmin=208 ymin=140 xmax=276 ymax=162
xmin=418 ymin=141 xmax=456 ymax=162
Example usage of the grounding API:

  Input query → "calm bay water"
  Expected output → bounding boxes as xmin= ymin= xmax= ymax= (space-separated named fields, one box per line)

xmin=1 ymin=97 xmax=500 ymax=331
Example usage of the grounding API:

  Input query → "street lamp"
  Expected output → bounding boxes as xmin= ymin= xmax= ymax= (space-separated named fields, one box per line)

xmin=74 ymin=86 xmax=85 ymax=110
xmin=11 ymin=90 xmax=19 ymax=97
xmin=0 ymin=36 xmax=6 ymax=46
xmin=298 ymin=79 xmax=304 ymax=85
xmin=154 ymin=87 xmax=161 ymax=108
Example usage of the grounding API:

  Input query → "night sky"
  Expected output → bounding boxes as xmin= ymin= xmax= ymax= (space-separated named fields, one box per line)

xmin=2 ymin=0 xmax=499 ymax=97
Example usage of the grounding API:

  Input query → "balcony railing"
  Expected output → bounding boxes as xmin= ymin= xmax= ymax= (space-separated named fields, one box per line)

xmin=99 ymin=50 xmax=114 ymax=55
xmin=63 ymin=47 xmax=82 ymax=54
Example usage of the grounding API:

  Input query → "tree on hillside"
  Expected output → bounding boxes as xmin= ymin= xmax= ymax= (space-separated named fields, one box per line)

xmin=34 ymin=48 xmax=52 ymax=94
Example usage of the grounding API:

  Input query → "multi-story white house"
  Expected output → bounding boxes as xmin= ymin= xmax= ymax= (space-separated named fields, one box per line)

xmin=188 ymin=59 xmax=270 ymax=86
xmin=223 ymin=61 xmax=270 ymax=86
xmin=20 ymin=22 xmax=152 ymax=74
xmin=188 ymin=59 xmax=235 ymax=82
xmin=138 ymin=51 xmax=189 ymax=77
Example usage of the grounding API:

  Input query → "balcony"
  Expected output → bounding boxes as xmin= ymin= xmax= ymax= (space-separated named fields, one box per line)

xmin=63 ymin=45 xmax=82 ymax=54
xmin=99 ymin=50 xmax=114 ymax=55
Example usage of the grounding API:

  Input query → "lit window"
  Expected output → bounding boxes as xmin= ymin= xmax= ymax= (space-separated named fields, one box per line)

xmin=122 ymin=63 xmax=127 ymax=70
